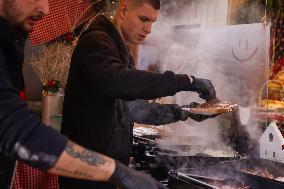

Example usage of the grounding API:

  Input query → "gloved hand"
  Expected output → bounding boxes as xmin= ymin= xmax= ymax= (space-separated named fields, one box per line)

xmin=181 ymin=102 xmax=220 ymax=122
xmin=189 ymin=76 xmax=217 ymax=102
xmin=187 ymin=112 xmax=219 ymax=122
xmin=109 ymin=161 xmax=168 ymax=189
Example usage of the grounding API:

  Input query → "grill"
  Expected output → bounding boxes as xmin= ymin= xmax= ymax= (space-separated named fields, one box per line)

xmin=168 ymin=158 xmax=284 ymax=189
xmin=132 ymin=134 xmax=284 ymax=189
xmin=132 ymin=134 xmax=239 ymax=171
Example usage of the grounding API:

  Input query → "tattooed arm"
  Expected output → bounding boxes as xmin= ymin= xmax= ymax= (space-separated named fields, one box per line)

xmin=48 ymin=141 xmax=115 ymax=181
xmin=48 ymin=141 xmax=168 ymax=189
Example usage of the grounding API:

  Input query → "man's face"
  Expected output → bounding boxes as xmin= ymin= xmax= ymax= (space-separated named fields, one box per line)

xmin=121 ymin=3 xmax=159 ymax=45
xmin=2 ymin=0 xmax=49 ymax=32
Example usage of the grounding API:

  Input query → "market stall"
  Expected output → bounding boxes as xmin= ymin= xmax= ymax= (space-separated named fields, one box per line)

xmin=5 ymin=0 xmax=283 ymax=189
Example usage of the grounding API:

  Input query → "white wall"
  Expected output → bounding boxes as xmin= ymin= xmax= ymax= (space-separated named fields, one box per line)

xmin=200 ymin=0 xmax=229 ymax=27
xmin=160 ymin=0 xmax=229 ymax=27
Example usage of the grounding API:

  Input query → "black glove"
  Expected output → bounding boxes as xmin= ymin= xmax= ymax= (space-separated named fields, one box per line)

xmin=109 ymin=161 xmax=168 ymax=189
xmin=189 ymin=77 xmax=217 ymax=102
xmin=181 ymin=102 xmax=219 ymax=122
xmin=187 ymin=112 xmax=218 ymax=122
xmin=179 ymin=108 xmax=191 ymax=121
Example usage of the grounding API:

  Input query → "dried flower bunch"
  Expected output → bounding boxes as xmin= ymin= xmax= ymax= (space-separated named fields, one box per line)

xmin=30 ymin=42 xmax=74 ymax=93
xmin=29 ymin=0 xmax=112 ymax=94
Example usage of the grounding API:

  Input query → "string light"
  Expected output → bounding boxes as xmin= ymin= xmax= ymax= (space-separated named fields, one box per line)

xmin=92 ymin=0 xmax=118 ymax=19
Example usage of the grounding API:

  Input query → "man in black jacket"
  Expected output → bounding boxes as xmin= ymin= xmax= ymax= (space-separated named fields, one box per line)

xmin=60 ymin=0 xmax=218 ymax=188
xmin=0 ymin=0 xmax=168 ymax=189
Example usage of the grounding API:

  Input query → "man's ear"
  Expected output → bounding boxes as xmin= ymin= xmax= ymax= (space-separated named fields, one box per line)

xmin=118 ymin=3 xmax=128 ymax=19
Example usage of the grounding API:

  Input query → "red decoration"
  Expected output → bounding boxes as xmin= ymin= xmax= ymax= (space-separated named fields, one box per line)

xmin=19 ymin=90 xmax=27 ymax=101
xmin=64 ymin=33 xmax=75 ymax=41
xmin=44 ymin=80 xmax=61 ymax=93
xmin=47 ymin=80 xmax=56 ymax=88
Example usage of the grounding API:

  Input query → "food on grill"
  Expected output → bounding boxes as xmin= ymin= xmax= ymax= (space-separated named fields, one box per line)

xmin=213 ymin=181 xmax=249 ymax=189
xmin=183 ymin=101 xmax=238 ymax=115
xmin=199 ymin=149 xmax=238 ymax=158
xmin=157 ymin=138 xmax=239 ymax=157
xmin=243 ymin=169 xmax=274 ymax=179
xmin=219 ymin=185 xmax=250 ymax=189
xmin=242 ymin=169 xmax=282 ymax=181
xmin=133 ymin=126 xmax=158 ymax=137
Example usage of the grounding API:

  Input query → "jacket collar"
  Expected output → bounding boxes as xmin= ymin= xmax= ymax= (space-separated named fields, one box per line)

xmin=0 ymin=17 xmax=27 ymax=70
xmin=0 ymin=17 xmax=27 ymax=48
xmin=86 ymin=15 xmax=129 ymax=55
xmin=0 ymin=17 xmax=16 ymax=47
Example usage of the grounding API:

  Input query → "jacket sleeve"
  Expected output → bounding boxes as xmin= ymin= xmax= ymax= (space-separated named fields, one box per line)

xmin=75 ymin=33 xmax=191 ymax=100
xmin=126 ymin=99 xmax=185 ymax=125
xmin=0 ymin=51 xmax=68 ymax=171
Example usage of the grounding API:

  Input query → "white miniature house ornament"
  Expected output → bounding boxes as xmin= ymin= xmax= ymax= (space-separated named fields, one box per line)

xmin=259 ymin=122 xmax=284 ymax=163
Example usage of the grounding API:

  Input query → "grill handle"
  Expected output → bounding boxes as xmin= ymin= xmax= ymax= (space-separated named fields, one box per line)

xmin=169 ymin=171 xmax=218 ymax=189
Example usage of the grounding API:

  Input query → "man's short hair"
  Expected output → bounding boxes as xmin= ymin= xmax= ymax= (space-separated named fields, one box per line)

xmin=131 ymin=0 xmax=160 ymax=10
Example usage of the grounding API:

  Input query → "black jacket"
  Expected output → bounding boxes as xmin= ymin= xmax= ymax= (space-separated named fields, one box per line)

xmin=61 ymin=15 xmax=191 ymax=162
xmin=60 ymin=16 xmax=191 ymax=189
xmin=0 ymin=17 xmax=68 ymax=189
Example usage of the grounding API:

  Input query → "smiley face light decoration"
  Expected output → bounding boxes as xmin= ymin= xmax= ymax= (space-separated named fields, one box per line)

xmin=232 ymin=39 xmax=258 ymax=63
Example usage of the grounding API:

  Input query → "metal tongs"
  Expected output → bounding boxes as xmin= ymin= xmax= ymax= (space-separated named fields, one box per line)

xmin=169 ymin=171 xmax=218 ymax=189
xmin=186 ymin=173 xmax=244 ymax=188
xmin=169 ymin=171 xmax=244 ymax=189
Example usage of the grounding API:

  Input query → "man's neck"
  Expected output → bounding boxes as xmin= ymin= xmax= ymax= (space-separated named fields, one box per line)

xmin=113 ymin=19 xmax=130 ymax=47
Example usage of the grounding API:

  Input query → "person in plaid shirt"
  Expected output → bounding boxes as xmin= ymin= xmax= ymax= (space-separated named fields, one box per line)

xmin=0 ymin=0 xmax=168 ymax=189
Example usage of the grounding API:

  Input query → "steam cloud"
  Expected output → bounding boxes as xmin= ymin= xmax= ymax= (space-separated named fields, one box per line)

xmin=136 ymin=0 xmax=270 ymax=159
